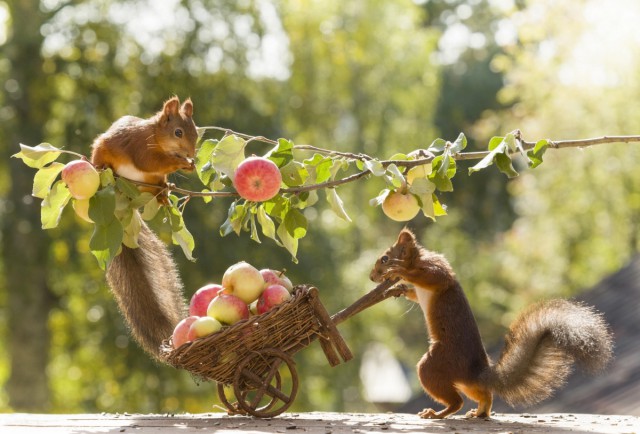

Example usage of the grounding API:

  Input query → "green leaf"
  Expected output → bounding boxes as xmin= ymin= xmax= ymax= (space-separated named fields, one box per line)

xmin=527 ymin=139 xmax=549 ymax=168
xmin=433 ymin=194 xmax=447 ymax=216
xmin=408 ymin=177 xmax=436 ymax=195
xmin=249 ymin=214 xmax=261 ymax=243
xmin=220 ymin=202 xmax=245 ymax=236
xmin=388 ymin=153 xmax=409 ymax=161
xmin=469 ymin=133 xmax=519 ymax=178
xmin=429 ymin=155 xmax=455 ymax=192
xmin=495 ymin=152 xmax=519 ymax=178
xmin=257 ymin=205 xmax=278 ymax=242
xmin=90 ymin=219 xmax=124 ymax=269
xmin=284 ymin=208 xmax=307 ymax=239
xmin=116 ymin=177 xmax=141 ymax=200
xmin=326 ymin=188 xmax=352 ymax=222
xmin=130 ymin=192 xmax=156 ymax=209
xmin=304 ymin=154 xmax=333 ymax=184
xmin=428 ymin=138 xmax=447 ymax=153
xmin=141 ymin=197 xmax=161 ymax=220
xmin=263 ymin=195 xmax=290 ymax=220
xmin=277 ymin=222 xmax=298 ymax=263
xmin=211 ymin=134 xmax=247 ymax=180
xmin=172 ymin=225 xmax=196 ymax=262
xmin=89 ymin=186 xmax=116 ymax=225
xmin=195 ymin=139 xmax=218 ymax=185
xmin=487 ymin=136 xmax=505 ymax=151
xmin=363 ymin=159 xmax=385 ymax=177
xmin=417 ymin=193 xmax=435 ymax=220
xmin=13 ymin=143 xmax=62 ymax=169
xmin=41 ymin=180 xmax=72 ymax=229
xmin=100 ymin=168 xmax=116 ymax=187
xmin=369 ymin=189 xmax=390 ymax=207
xmin=385 ymin=164 xmax=405 ymax=189
xmin=451 ymin=132 xmax=467 ymax=153
xmin=280 ymin=161 xmax=309 ymax=187
xmin=266 ymin=138 xmax=294 ymax=168
xmin=32 ymin=162 xmax=64 ymax=199
xmin=122 ymin=212 xmax=142 ymax=249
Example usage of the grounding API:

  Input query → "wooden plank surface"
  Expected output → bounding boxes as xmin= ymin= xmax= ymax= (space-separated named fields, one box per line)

xmin=1 ymin=412 xmax=638 ymax=434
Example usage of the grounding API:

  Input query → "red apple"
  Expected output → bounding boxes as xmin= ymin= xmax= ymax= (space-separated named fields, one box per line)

xmin=61 ymin=160 xmax=101 ymax=200
xmin=233 ymin=156 xmax=282 ymax=202
xmin=222 ymin=261 xmax=265 ymax=303
xmin=187 ymin=316 xmax=223 ymax=340
xmin=207 ymin=293 xmax=250 ymax=325
xmin=172 ymin=316 xmax=199 ymax=349
xmin=257 ymin=284 xmax=291 ymax=314
xmin=189 ymin=284 xmax=224 ymax=317
xmin=260 ymin=268 xmax=294 ymax=293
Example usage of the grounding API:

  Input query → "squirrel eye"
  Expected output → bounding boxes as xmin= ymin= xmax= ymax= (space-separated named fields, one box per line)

xmin=174 ymin=128 xmax=183 ymax=138
xmin=380 ymin=255 xmax=389 ymax=264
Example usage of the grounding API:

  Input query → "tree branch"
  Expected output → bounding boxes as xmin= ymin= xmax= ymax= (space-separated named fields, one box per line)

xmin=148 ymin=131 xmax=640 ymax=199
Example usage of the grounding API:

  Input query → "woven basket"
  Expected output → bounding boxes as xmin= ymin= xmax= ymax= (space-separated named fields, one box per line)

xmin=159 ymin=285 xmax=328 ymax=386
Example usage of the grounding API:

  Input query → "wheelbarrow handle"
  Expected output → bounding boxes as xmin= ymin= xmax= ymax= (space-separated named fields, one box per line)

xmin=330 ymin=278 xmax=405 ymax=326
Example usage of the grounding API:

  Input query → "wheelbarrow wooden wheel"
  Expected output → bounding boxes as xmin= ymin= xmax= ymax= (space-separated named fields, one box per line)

xmin=233 ymin=348 xmax=299 ymax=418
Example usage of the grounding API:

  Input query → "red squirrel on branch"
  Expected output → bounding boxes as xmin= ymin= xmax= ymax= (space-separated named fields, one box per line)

xmin=90 ymin=96 xmax=197 ymax=359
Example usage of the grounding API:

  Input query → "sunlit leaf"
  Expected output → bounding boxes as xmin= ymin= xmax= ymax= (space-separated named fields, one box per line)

xmin=277 ymin=222 xmax=298 ymax=263
xmin=266 ymin=138 xmax=294 ymax=168
xmin=249 ymin=214 xmax=260 ymax=243
xmin=363 ymin=159 xmax=385 ymax=177
xmin=326 ymin=188 xmax=352 ymax=222
xmin=41 ymin=180 xmax=72 ymax=229
xmin=257 ymin=205 xmax=278 ymax=242
xmin=280 ymin=161 xmax=309 ymax=187
xmin=304 ymin=154 xmax=333 ymax=184
xmin=428 ymin=138 xmax=447 ymax=152
xmin=13 ymin=143 xmax=62 ymax=169
xmin=32 ymin=162 xmax=64 ymax=199
xmin=527 ymin=139 xmax=549 ymax=168
xmin=211 ymin=134 xmax=246 ymax=181
xmin=369 ymin=189 xmax=390 ymax=207
xmin=173 ymin=225 xmax=196 ymax=262
xmin=451 ymin=132 xmax=467 ymax=153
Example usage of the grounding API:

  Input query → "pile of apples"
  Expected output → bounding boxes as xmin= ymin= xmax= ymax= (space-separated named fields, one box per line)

xmin=172 ymin=261 xmax=294 ymax=349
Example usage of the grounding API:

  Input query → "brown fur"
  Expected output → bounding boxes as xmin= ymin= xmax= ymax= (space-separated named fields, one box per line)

xmin=106 ymin=222 xmax=187 ymax=360
xmin=370 ymin=228 xmax=613 ymax=419
xmin=91 ymin=96 xmax=197 ymax=196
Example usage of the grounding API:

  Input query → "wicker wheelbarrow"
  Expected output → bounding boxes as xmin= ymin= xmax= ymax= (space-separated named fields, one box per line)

xmin=159 ymin=279 xmax=403 ymax=418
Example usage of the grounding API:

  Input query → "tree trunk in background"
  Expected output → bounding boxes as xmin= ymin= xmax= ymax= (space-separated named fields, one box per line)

xmin=1 ymin=1 xmax=53 ymax=411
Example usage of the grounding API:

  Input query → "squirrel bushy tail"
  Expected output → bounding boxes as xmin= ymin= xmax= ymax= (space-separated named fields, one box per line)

xmin=486 ymin=299 xmax=613 ymax=406
xmin=106 ymin=221 xmax=187 ymax=360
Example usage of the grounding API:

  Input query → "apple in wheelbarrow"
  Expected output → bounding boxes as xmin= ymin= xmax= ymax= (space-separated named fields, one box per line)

xmin=172 ymin=316 xmax=199 ymax=349
xmin=222 ymin=261 xmax=265 ymax=303
xmin=257 ymin=284 xmax=291 ymax=314
xmin=207 ymin=293 xmax=250 ymax=325
xmin=260 ymin=269 xmax=294 ymax=293
xmin=189 ymin=283 xmax=224 ymax=317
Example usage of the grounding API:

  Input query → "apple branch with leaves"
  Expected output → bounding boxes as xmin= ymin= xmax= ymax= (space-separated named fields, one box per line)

xmin=12 ymin=129 xmax=640 ymax=268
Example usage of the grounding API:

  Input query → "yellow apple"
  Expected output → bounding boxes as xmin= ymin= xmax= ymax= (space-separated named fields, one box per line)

xmin=382 ymin=191 xmax=420 ymax=222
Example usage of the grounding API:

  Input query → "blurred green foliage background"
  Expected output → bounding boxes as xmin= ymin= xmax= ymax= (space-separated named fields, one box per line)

xmin=1 ymin=0 xmax=639 ymax=414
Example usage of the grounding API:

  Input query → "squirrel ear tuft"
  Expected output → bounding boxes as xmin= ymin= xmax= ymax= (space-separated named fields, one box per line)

xmin=162 ymin=96 xmax=180 ymax=117
xmin=181 ymin=98 xmax=193 ymax=117
xmin=397 ymin=227 xmax=416 ymax=244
